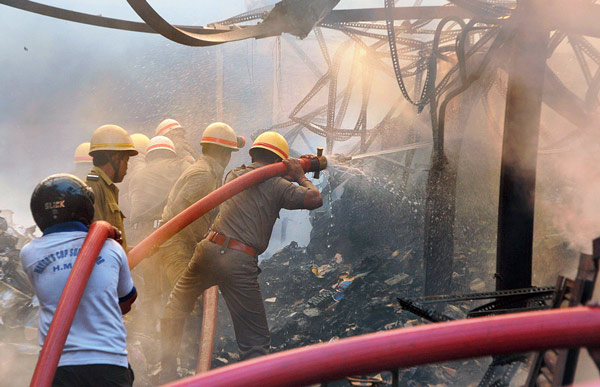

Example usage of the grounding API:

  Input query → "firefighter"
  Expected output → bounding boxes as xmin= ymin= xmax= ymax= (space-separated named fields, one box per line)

xmin=128 ymin=136 xmax=189 ymax=245
xmin=126 ymin=135 xmax=191 ymax=368
xmin=159 ymin=122 xmax=244 ymax=289
xmin=21 ymin=174 xmax=136 ymax=386
xmin=159 ymin=132 xmax=322 ymax=381
xmin=86 ymin=124 xmax=138 ymax=251
xmin=120 ymin=133 xmax=150 ymax=224
xmin=129 ymin=133 xmax=150 ymax=177
xmin=155 ymin=119 xmax=200 ymax=162
xmin=72 ymin=142 xmax=93 ymax=180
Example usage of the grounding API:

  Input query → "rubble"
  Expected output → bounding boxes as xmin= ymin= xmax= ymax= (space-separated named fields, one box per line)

xmin=204 ymin=172 xmax=493 ymax=385
xmin=0 ymin=212 xmax=38 ymax=386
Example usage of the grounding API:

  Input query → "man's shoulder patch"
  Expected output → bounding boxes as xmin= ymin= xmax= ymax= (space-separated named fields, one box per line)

xmin=86 ymin=174 xmax=99 ymax=182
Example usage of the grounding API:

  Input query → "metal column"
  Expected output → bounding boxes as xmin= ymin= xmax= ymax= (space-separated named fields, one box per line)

xmin=496 ymin=2 xmax=548 ymax=290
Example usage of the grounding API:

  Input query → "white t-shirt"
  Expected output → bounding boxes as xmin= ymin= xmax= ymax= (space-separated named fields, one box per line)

xmin=20 ymin=222 xmax=134 ymax=368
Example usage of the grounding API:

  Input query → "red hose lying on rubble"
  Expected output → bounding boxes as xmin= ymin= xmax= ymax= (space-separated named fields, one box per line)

xmin=127 ymin=156 xmax=325 ymax=269
xmin=164 ymin=306 xmax=600 ymax=387
xmin=30 ymin=221 xmax=116 ymax=387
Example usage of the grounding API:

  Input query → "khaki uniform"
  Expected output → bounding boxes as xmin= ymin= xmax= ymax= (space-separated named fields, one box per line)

xmin=163 ymin=161 xmax=308 ymax=361
xmin=159 ymin=155 xmax=224 ymax=287
xmin=86 ymin=166 xmax=128 ymax=250
xmin=119 ymin=157 xmax=146 ymax=228
xmin=128 ymin=158 xmax=189 ymax=244
xmin=168 ymin=135 xmax=200 ymax=163
xmin=127 ymin=157 xmax=189 ymax=342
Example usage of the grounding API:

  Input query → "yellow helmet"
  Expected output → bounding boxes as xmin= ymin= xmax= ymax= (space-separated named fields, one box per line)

xmin=200 ymin=122 xmax=244 ymax=151
xmin=250 ymin=132 xmax=289 ymax=160
xmin=89 ymin=124 xmax=138 ymax=156
xmin=73 ymin=142 xmax=92 ymax=163
xmin=146 ymin=136 xmax=176 ymax=155
xmin=155 ymin=119 xmax=183 ymax=136
xmin=131 ymin=133 xmax=150 ymax=155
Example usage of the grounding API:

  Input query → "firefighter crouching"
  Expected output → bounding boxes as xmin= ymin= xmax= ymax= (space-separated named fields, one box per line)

xmin=159 ymin=132 xmax=323 ymax=382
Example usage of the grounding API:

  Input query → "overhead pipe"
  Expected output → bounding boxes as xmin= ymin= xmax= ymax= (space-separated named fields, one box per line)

xmin=164 ymin=306 xmax=600 ymax=387
xmin=30 ymin=221 xmax=117 ymax=387
xmin=128 ymin=154 xmax=326 ymax=269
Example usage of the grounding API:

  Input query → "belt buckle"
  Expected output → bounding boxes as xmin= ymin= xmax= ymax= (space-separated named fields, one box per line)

xmin=220 ymin=236 xmax=230 ymax=255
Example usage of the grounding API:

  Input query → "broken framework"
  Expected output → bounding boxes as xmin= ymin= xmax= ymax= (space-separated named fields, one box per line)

xmin=4 ymin=0 xmax=600 ymax=295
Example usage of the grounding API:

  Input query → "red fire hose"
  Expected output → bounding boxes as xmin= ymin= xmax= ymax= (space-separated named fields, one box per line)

xmin=128 ymin=156 xmax=326 ymax=269
xmin=30 ymin=221 xmax=117 ymax=387
xmin=164 ymin=306 xmax=600 ymax=387
xmin=196 ymin=286 xmax=219 ymax=374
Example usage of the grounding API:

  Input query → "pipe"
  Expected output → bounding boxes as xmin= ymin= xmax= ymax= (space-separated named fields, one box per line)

xmin=128 ymin=156 xmax=326 ymax=269
xmin=164 ymin=306 xmax=600 ymax=387
xmin=196 ymin=286 xmax=219 ymax=374
xmin=30 ymin=221 xmax=117 ymax=387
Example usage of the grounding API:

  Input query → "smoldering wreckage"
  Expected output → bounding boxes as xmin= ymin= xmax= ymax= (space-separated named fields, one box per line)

xmin=3 ymin=0 xmax=600 ymax=386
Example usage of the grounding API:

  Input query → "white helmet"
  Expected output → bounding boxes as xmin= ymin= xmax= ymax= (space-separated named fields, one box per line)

xmin=200 ymin=122 xmax=245 ymax=151
xmin=146 ymin=136 xmax=176 ymax=156
xmin=155 ymin=119 xmax=183 ymax=136
xmin=74 ymin=142 xmax=92 ymax=163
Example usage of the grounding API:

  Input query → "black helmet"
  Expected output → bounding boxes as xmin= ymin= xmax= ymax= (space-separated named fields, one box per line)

xmin=30 ymin=174 xmax=95 ymax=232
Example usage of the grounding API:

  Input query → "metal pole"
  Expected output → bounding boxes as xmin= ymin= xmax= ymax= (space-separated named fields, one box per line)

xmin=496 ymin=1 xmax=548 ymax=290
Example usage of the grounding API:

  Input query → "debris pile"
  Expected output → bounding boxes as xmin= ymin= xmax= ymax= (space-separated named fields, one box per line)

xmin=0 ymin=213 xmax=37 ymax=341
xmin=0 ymin=212 xmax=39 ymax=387
xmin=207 ymin=172 xmax=492 ymax=385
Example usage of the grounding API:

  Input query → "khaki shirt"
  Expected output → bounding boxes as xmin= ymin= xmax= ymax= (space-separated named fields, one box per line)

xmin=212 ymin=161 xmax=309 ymax=255
xmin=161 ymin=155 xmax=224 ymax=250
xmin=129 ymin=158 xmax=189 ymax=223
xmin=169 ymin=135 xmax=200 ymax=163
xmin=119 ymin=157 xmax=145 ymax=220
xmin=86 ymin=166 xmax=128 ymax=250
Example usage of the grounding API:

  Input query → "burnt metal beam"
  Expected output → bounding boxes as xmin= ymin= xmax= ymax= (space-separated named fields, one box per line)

xmin=496 ymin=2 xmax=549 ymax=291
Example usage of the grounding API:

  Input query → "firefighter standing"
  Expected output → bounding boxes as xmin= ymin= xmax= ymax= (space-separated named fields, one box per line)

xmin=159 ymin=132 xmax=323 ymax=381
xmin=72 ymin=142 xmax=93 ymax=180
xmin=120 ymin=132 xmax=150 ymax=226
xmin=128 ymin=136 xmax=190 ymax=245
xmin=158 ymin=122 xmax=244 ymax=289
xmin=126 ymin=136 xmax=191 ymax=369
xmin=155 ymin=119 xmax=200 ymax=163
xmin=86 ymin=124 xmax=138 ymax=251
xmin=22 ymin=174 xmax=137 ymax=386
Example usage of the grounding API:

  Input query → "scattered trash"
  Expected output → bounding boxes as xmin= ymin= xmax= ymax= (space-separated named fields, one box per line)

xmin=265 ymin=297 xmax=277 ymax=303
xmin=470 ymin=278 xmax=486 ymax=292
xmin=312 ymin=264 xmax=334 ymax=278
xmin=384 ymin=273 xmax=410 ymax=286
xmin=303 ymin=308 xmax=320 ymax=317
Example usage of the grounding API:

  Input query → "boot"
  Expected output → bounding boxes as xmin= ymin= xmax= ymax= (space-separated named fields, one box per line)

xmin=159 ymin=318 xmax=185 ymax=384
